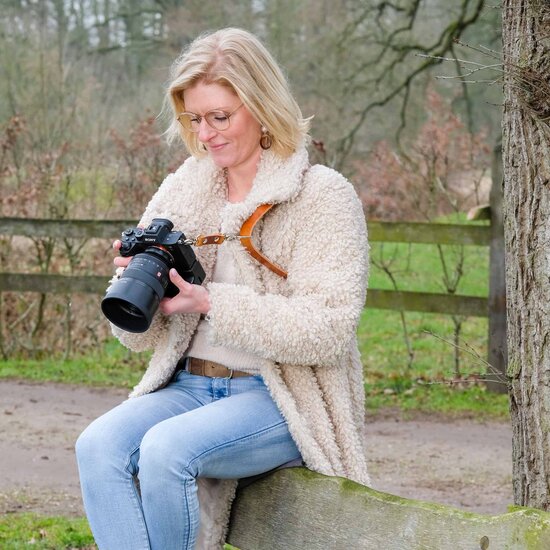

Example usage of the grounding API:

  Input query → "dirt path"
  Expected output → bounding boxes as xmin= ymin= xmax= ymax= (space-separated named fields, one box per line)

xmin=0 ymin=380 xmax=513 ymax=517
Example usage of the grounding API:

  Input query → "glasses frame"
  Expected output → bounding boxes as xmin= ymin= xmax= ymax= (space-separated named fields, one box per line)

xmin=177 ymin=103 xmax=244 ymax=133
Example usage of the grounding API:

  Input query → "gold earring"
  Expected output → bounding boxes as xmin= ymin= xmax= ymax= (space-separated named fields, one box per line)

xmin=260 ymin=126 xmax=272 ymax=150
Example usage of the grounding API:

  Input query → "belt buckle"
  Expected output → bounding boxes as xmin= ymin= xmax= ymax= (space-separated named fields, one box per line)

xmin=224 ymin=368 xmax=234 ymax=380
xmin=203 ymin=361 xmax=233 ymax=380
xmin=205 ymin=359 xmax=233 ymax=379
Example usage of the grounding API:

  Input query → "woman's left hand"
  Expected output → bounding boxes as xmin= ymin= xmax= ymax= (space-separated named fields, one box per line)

xmin=159 ymin=269 xmax=211 ymax=316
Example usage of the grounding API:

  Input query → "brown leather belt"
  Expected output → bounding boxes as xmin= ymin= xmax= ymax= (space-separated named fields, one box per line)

xmin=185 ymin=357 xmax=250 ymax=378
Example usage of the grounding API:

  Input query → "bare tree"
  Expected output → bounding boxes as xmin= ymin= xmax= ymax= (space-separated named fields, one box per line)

xmin=297 ymin=0 xmax=488 ymax=171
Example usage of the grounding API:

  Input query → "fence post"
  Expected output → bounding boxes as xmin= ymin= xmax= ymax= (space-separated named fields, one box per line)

xmin=486 ymin=139 xmax=508 ymax=393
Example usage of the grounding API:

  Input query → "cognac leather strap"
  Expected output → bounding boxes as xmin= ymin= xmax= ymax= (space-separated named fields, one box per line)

xmin=193 ymin=203 xmax=288 ymax=279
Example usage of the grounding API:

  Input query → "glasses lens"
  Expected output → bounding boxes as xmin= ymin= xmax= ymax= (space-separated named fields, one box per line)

xmin=177 ymin=114 xmax=198 ymax=131
xmin=177 ymin=109 xmax=234 ymax=132
xmin=205 ymin=111 xmax=230 ymax=131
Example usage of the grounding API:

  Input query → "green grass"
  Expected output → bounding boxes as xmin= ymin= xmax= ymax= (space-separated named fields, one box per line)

xmin=0 ymin=515 xmax=242 ymax=550
xmin=0 ymin=339 xmax=148 ymax=390
xmin=360 ymin=239 xmax=509 ymax=419
xmin=368 ymin=240 xmax=489 ymax=295
xmin=0 ymin=514 xmax=94 ymax=549
xmin=0 ymin=513 xmax=244 ymax=549
xmin=359 ymin=308 xmax=509 ymax=419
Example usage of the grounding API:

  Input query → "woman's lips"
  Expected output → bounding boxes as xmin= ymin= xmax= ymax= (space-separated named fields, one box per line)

xmin=208 ymin=143 xmax=226 ymax=151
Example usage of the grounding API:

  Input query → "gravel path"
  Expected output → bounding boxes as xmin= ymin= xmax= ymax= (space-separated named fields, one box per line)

xmin=0 ymin=380 xmax=513 ymax=517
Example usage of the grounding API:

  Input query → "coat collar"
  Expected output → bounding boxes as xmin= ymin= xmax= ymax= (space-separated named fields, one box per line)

xmin=191 ymin=143 xmax=310 ymax=234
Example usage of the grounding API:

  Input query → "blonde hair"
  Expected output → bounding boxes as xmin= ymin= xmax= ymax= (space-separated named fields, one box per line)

xmin=165 ymin=28 xmax=310 ymax=158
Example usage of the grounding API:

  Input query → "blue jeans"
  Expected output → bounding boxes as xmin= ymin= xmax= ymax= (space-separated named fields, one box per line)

xmin=75 ymin=369 xmax=301 ymax=550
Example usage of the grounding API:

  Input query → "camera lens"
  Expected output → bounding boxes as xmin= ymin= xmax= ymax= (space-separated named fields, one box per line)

xmin=119 ymin=303 xmax=146 ymax=318
xmin=101 ymin=248 xmax=173 ymax=333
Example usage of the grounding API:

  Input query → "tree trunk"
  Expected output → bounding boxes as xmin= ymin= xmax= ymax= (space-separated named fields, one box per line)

xmin=502 ymin=0 xmax=550 ymax=509
xmin=486 ymin=139 xmax=507 ymax=394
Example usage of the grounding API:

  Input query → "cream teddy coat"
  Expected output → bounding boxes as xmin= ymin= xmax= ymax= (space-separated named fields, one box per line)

xmin=110 ymin=143 xmax=370 ymax=548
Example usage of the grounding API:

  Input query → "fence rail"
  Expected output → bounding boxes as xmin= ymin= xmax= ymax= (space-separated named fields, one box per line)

xmin=0 ymin=217 xmax=490 ymax=318
xmin=0 ymin=273 xmax=108 ymax=294
xmin=0 ymin=217 xmax=491 ymax=246
xmin=367 ymin=289 xmax=487 ymax=318
xmin=368 ymin=221 xmax=490 ymax=246
xmin=0 ymin=218 xmax=132 ymax=240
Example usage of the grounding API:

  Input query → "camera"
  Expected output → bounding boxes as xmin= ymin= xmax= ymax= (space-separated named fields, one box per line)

xmin=101 ymin=218 xmax=205 ymax=333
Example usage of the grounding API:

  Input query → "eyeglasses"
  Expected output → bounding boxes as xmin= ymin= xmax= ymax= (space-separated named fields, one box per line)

xmin=176 ymin=103 xmax=244 ymax=132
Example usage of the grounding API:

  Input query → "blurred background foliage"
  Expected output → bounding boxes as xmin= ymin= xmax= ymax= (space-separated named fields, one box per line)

xmin=0 ymin=1 xmax=506 ymax=404
xmin=0 ymin=0 xmax=501 ymax=210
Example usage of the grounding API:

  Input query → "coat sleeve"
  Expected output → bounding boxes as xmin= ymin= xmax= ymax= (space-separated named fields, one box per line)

xmin=108 ymin=172 xmax=181 ymax=352
xmin=206 ymin=169 xmax=369 ymax=367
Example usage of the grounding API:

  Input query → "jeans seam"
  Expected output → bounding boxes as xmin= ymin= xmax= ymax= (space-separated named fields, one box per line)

xmin=181 ymin=478 xmax=193 ymax=550
xmin=127 ymin=477 xmax=151 ymax=549
xmin=124 ymin=445 xmax=151 ymax=549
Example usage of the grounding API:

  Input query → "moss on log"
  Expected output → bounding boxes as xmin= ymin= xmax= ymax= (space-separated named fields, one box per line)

xmin=227 ymin=468 xmax=550 ymax=549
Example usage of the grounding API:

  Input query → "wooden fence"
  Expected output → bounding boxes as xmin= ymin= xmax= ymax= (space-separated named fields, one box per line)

xmin=0 ymin=217 xmax=490 ymax=313
xmin=0 ymin=212 xmax=505 ymax=385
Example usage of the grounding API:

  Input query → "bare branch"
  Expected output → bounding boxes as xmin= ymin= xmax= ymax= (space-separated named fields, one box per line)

xmin=334 ymin=0 xmax=486 ymax=170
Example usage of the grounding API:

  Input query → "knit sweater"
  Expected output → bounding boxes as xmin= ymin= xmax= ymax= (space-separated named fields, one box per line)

xmin=185 ymin=244 xmax=261 ymax=374
xmin=109 ymin=143 xmax=370 ymax=549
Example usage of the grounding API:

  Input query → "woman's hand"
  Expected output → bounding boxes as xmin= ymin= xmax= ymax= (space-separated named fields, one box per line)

xmin=159 ymin=269 xmax=211 ymax=316
xmin=112 ymin=240 xmax=131 ymax=269
xmin=112 ymin=239 xmax=209 ymax=315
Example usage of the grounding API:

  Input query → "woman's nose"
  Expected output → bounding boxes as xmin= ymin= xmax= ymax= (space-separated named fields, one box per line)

xmin=197 ymin=119 xmax=216 ymax=143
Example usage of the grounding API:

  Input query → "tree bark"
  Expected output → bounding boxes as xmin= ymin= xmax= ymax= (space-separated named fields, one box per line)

xmin=502 ymin=0 xmax=550 ymax=509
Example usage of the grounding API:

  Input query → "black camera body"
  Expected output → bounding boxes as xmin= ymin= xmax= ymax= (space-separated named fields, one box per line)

xmin=101 ymin=218 xmax=205 ymax=333
xmin=118 ymin=219 xmax=205 ymax=294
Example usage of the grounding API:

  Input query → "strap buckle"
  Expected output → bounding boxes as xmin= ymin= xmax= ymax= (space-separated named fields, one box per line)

xmin=195 ymin=234 xmax=226 ymax=246
xmin=179 ymin=204 xmax=288 ymax=279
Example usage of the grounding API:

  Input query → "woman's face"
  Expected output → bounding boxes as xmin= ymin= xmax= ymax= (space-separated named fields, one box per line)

xmin=183 ymin=81 xmax=262 ymax=173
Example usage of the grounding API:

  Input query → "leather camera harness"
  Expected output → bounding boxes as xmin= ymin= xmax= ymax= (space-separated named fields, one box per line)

xmin=185 ymin=203 xmax=287 ymax=279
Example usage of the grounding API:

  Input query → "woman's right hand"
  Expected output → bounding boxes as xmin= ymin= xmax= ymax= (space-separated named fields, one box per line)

xmin=113 ymin=224 xmax=144 ymax=273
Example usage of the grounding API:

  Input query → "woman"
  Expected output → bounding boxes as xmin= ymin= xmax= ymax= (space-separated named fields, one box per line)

xmin=76 ymin=27 xmax=369 ymax=550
